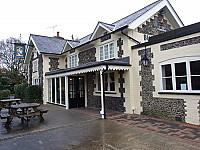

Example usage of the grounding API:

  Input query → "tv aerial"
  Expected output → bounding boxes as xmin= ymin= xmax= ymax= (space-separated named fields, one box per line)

xmin=46 ymin=25 xmax=58 ymax=36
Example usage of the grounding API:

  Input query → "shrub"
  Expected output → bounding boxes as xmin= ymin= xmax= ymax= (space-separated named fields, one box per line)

xmin=25 ymin=85 xmax=41 ymax=102
xmin=0 ymin=89 xmax=11 ymax=98
xmin=14 ymin=83 xmax=28 ymax=100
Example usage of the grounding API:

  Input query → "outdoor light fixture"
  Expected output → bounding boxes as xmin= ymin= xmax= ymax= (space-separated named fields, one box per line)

xmin=141 ymin=46 xmax=149 ymax=67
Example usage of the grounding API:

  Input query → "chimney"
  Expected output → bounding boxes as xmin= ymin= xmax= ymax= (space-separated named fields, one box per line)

xmin=57 ymin=32 xmax=60 ymax=37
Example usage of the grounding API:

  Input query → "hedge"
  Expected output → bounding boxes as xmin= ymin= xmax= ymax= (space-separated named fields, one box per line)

xmin=25 ymin=85 xmax=41 ymax=102
xmin=0 ymin=89 xmax=11 ymax=100
xmin=14 ymin=83 xmax=28 ymax=100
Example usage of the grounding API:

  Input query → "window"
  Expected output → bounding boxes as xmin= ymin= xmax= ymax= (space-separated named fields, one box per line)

xmin=99 ymin=42 xmax=114 ymax=61
xmin=69 ymin=54 xmax=77 ymax=68
xmin=33 ymin=60 xmax=38 ymax=72
xmin=33 ymin=78 xmax=38 ymax=85
xmin=161 ymin=58 xmax=200 ymax=92
xmin=97 ymin=72 xmax=115 ymax=92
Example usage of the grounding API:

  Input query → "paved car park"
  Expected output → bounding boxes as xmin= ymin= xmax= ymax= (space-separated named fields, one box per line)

xmin=0 ymin=104 xmax=199 ymax=150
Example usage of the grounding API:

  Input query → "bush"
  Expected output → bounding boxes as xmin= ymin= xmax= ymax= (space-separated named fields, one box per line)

xmin=14 ymin=83 xmax=28 ymax=100
xmin=25 ymin=85 xmax=41 ymax=102
xmin=0 ymin=89 xmax=11 ymax=99
xmin=0 ymin=85 xmax=10 ymax=91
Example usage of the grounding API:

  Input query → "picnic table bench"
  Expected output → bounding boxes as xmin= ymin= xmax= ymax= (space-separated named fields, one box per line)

xmin=0 ymin=103 xmax=48 ymax=127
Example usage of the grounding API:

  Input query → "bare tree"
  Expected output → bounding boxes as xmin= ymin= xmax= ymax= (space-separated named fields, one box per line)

xmin=0 ymin=37 xmax=27 ymax=86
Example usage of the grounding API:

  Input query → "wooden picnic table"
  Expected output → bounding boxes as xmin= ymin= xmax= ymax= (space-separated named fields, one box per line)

xmin=0 ymin=99 xmax=21 ymax=112
xmin=2 ymin=103 xmax=48 ymax=127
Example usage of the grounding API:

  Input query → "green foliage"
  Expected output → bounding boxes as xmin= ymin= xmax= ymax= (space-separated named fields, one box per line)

xmin=14 ymin=83 xmax=28 ymax=100
xmin=0 ymin=89 xmax=11 ymax=99
xmin=0 ymin=85 xmax=10 ymax=91
xmin=25 ymin=85 xmax=41 ymax=102
xmin=0 ymin=77 xmax=9 ymax=85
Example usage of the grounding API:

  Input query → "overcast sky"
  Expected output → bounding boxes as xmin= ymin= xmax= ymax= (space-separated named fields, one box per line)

xmin=0 ymin=0 xmax=199 ymax=42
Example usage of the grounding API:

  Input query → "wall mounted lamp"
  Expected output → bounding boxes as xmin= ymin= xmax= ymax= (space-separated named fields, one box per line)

xmin=141 ymin=46 xmax=149 ymax=67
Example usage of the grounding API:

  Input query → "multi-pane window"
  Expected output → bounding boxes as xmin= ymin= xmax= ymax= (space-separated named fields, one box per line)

xmin=190 ymin=60 xmax=200 ymax=90
xmin=162 ymin=64 xmax=172 ymax=90
xmin=97 ymin=72 xmax=115 ymax=92
xmin=99 ymin=42 xmax=114 ymax=61
xmin=33 ymin=78 xmax=38 ymax=85
xmin=33 ymin=60 xmax=38 ymax=72
xmin=69 ymin=54 xmax=77 ymax=68
xmin=161 ymin=58 xmax=200 ymax=92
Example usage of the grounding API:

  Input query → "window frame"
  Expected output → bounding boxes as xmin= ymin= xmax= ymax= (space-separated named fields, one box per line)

xmin=33 ymin=60 xmax=38 ymax=72
xmin=69 ymin=54 xmax=78 ymax=68
xmin=99 ymin=41 xmax=115 ymax=61
xmin=160 ymin=57 xmax=200 ymax=93
xmin=97 ymin=72 xmax=116 ymax=92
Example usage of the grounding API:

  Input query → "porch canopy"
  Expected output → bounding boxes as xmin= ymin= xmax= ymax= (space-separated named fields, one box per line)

xmin=45 ymin=57 xmax=131 ymax=119
xmin=45 ymin=57 xmax=131 ymax=78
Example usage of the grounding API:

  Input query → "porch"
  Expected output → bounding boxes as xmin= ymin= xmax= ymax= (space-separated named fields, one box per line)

xmin=45 ymin=57 xmax=131 ymax=118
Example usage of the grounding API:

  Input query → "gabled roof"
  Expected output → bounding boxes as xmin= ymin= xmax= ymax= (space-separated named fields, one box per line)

xmin=31 ymin=35 xmax=67 ymax=54
xmin=131 ymin=22 xmax=200 ymax=49
xmin=112 ymin=0 xmax=163 ymax=30
xmin=90 ymin=21 xmax=115 ymax=40
xmin=26 ymin=0 xmax=184 ymax=57
xmin=89 ymin=0 xmax=183 ymax=41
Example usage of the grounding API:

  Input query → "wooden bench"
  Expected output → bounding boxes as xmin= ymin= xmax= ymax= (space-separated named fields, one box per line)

xmin=39 ymin=109 xmax=48 ymax=114
xmin=16 ymin=109 xmax=48 ymax=126
xmin=1 ymin=113 xmax=12 ymax=127
xmin=1 ymin=113 xmax=11 ymax=119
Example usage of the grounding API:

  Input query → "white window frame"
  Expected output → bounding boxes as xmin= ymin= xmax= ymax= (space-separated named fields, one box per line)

xmin=99 ymin=42 xmax=115 ymax=61
xmin=69 ymin=54 xmax=77 ymax=68
xmin=160 ymin=57 xmax=200 ymax=93
xmin=97 ymin=71 xmax=116 ymax=92
xmin=33 ymin=60 xmax=38 ymax=72
xmin=33 ymin=78 xmax=38 ymax=85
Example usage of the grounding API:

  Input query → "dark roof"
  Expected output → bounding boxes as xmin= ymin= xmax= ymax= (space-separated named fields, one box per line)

xmin=45 ymin=57 xmax=131 ymax=76
xmin=131 ymin=22 xmax=200 ymax=49
xmin=31 ymin=35 xmax=67 ymax=54
xmin=99 ymin=21 xmax=115 ymax=31
xmin=31 ymin=0 xmax=165 ymax=53
xmin=112 ymin=0 xmax=162 ymax=30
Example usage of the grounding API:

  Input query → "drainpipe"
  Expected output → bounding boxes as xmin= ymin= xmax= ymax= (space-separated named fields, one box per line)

xmin=100 ymin=64 xmax=108 ymax=119
xmin=121 ymin=30 xmax=140 ymax=44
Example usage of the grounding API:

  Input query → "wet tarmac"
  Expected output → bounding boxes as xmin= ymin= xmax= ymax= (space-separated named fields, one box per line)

xmin=0 ymin=104 xmax=199 ymax=150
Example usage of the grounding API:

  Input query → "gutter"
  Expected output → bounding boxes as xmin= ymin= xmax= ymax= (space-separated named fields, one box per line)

xmin=62 ymin=25 xmax=129 ymax=55
xmin=121 ymin=30 xmax=140 ymax=44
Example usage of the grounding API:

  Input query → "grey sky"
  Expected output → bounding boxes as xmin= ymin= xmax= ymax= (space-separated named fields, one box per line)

xmin=0 ymin=0 xmax=199 ymax=42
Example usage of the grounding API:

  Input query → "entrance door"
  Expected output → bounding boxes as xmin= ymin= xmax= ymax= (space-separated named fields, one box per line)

xmin=68 ymin=76 xmax=85 ymax=108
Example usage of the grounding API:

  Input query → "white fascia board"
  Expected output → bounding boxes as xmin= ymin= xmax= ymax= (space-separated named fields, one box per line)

xmin=24 ymin=36 xmax=40 ymax=64
xmin=62 ymin=41 xmax=73 ymax=53
xmin=90 ymin=23 xmax=112 ymax=41
xmin=45 ymin=64 xmax=130 ymax=79
xmin=61 ymin=41 xmax=69 ymax=53
xmin=46 ymin=65 xmax=107 ymax=79
xmin=30 ymin=36 xmax=41 ymax=55
xmin=129 ymin=0 xmax=183 ymax=30
xmin=24 ymin=38 xmax=31 ymax=64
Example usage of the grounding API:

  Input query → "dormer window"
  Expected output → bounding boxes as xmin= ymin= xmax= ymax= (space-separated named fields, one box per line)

xmin=69 ymin=54 xmax=77 ymax=68
xmin=99 ymin=42 xmax=114 ymax=61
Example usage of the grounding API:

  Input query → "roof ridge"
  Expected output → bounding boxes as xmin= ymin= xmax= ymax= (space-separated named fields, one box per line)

xmin=112 ymin=0 xmax=163 ymax=25
xmin=31 ymin=34 xmax=67 ymax=41
xmin=99 ymin=21 xmax=115 ymax=27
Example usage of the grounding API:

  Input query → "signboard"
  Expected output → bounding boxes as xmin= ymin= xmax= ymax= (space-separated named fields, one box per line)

xmin=14 ymin=43 xmax=26 ymax=59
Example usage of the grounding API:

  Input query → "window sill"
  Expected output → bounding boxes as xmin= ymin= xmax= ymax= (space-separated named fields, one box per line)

xmin=95 ymin=91 xmax=117 ymax=94
xmin=158 ymin=91 xmax=200 ymax=95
